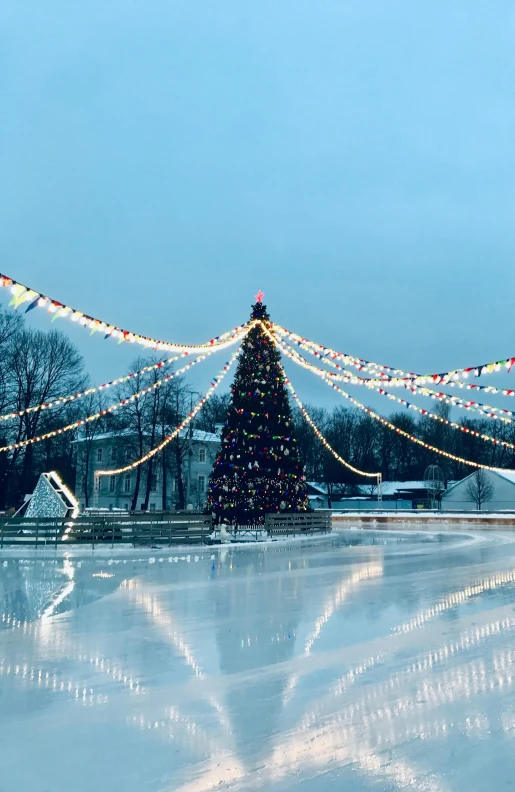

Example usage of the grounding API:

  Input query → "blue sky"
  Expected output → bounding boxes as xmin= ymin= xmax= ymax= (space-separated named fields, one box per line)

xmin=1 ymin=1 xmax=515 ymax=406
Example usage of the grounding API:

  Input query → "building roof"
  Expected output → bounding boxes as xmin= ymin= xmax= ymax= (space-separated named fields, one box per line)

xmin=494 ymin=469 xmax=515 ymax=485
xmin=444 ymin=468 xmax=515 ymax=495
xmin=307 ymin=482 xmax=328 ymax=495
xmin=73 ymin=428 xmax=220 ymax=444
xmin=356 ymin=481 xmax=429 ymax=497
xmin=308 ymin=480 xmax=432 ymax=498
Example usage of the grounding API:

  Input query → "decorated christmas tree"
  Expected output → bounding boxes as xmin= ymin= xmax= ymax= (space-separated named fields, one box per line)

xmin=208 ymin=293 xmax=309 ymax=525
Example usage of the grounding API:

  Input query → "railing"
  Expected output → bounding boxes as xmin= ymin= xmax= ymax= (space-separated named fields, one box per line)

xmin=265 ymin=511 xmax=332 ymax=536
xmin=0 ymin=511 xmax=332 ymax=547
xmin=0 ymin=517 xmax=67 ymax=548
xmin=0 ymin=512 xmax=212 ymax=548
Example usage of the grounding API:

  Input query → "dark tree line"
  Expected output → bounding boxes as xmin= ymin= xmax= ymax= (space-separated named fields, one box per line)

xmin=291 ymin=398 xmax=515 ymax=493
xmin=1 ymin=303 xmax=514 ymax=510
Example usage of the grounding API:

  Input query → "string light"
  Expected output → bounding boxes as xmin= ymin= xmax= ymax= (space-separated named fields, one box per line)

xmin=0 ymin=354 xmax=184 ymax=423
xmin=271 ymin=322 xmax=415 ymax=378
xmin=0 ymin=323 xmax=253 ymax=424
xmin=97 ymin=344 xmax=243 ymax=477
xmin=24 ymin=471 xmax=79 ymax=519
xmin=272 ymin=322 xmax=515 ymax=385
xmin=271 ymin=332 xmax=515 ymax=451
xmin=318 ymin=383 xmax=505 ymax=470
xmin=266 ymin=328 xmax=509 ymax=471
xmin=0 ymin=353 xmax=212 ymax=453
xmin=0 ymin=273 xmax=252 ymax=353
xmin=277 ymin=331 xmax=515 ymax=422
xmin=280 ymin=365 xmax=379 ymax=479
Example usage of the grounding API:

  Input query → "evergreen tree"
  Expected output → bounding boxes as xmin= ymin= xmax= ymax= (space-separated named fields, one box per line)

xmin=208 ymin=298 xmax=309 ymax=525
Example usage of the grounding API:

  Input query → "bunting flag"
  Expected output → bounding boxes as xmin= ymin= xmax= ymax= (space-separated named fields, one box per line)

xmin=0 ymin=272 xmax=252 ymax=354
xmin=272 ymin=321 xmax=515 ymax=386
xmin=0 ymin=327 xmax=243 ymax=425
xmin=276 ymin=329 xmax=515 ymax=419
xmin=266 ymin=328 xmax=515 ymax=457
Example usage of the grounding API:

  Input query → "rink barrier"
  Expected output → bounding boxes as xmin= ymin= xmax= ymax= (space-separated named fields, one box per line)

xmin=0 ymin=511 xmax=332 ymax=547
xmin=264 ymin=511 xmax=332 ymax=536
xmin=0 ymin=513 xmax=213 ymax=548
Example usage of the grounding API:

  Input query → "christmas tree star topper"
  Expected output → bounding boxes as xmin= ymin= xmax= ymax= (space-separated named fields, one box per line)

xmin=255 ymin=289 xmax=265 ymax=303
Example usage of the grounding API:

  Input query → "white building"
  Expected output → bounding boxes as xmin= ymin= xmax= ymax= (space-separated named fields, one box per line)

xmin=73 ymin=428 xmax=220 ymax=512
xmin=442 ymin=469 xmax=515 ymax=511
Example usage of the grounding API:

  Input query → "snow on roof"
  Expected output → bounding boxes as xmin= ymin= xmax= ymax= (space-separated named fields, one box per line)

xmin=72 ymin=429 xmax=135 ymax=443
xmin=444 ymin=468 xmax=515 ymax=496
xmin=73 ymin=428 xmax=220 ymax=444
xmin=189 ymin=429 xmax=221 ymax=443
xmin=308 ymin=480 xmax=432 ymax=498
xmin=357 ymin=481 xmax=429 ymax=497
xmin=307 ymin=482 xmax=328 ymax=494
xmin=493 ymin=469 xmax=515 ymax=485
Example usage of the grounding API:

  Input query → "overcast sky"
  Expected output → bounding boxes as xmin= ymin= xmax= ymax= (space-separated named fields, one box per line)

xmin=2 ymin=1 xmax=515 ymax=408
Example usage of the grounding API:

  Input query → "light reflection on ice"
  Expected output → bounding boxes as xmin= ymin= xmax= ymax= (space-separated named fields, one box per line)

xmin=2 ymin=529 xmax=515 ymax=791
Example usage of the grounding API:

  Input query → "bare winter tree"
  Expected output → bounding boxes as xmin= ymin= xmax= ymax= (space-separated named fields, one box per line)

xmin=1 ymin=327 xmax=86 ymax=507
xmin=465 ymin=469 xmax=495 ymax=511
xmin=113 ymin=355 xmax=157 ymax=511
xmin=113 ymin=356 xmax=194 ymax=511
xmin=73 ymin=391 xmax=110 ymax=507
xmin=195 ymin=393 xmax=230 ymax=434
xmin=0 ymin=307 xmax=23 ymax=414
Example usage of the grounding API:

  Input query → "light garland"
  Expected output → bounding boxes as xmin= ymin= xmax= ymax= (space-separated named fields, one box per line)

xmin=0 ymin=355 xmax=178 ymax=423
xmin=276 ymin=331 xmax=515 ymax=422
xmin=271 ymin=323 xmax=414 ymax=378
xmin=97 ymin=345 xmax=243 ymax=477
xmin=24 ymin=470 xmax=79 ymax=519
xmin=0 ymin=353 xmax=212 ymax=453
xmin=272 ymin=322 xmax=515 ymax=385
xmin=49 ymin=471 xmax=80 ymax=520
xmin=280 ymin=367 xmax=379 ymax=479
xmin=266 ymin=328 xmax=508 ymax=471
xmin=381 ymin=381 xmax=515 ymax=422
xmin=0 ymin=272 xmax=252 ymax=353
xmin=316 ymin=383 xmax=504 ymax=470
xmin=271 ymin=332 xmax=515 ymax=452
xmin=0 ymin=323 xmax=252 ymax=424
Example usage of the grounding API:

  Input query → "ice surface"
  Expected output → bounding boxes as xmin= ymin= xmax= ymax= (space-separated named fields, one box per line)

xmin=2 ymin=528 xmax=515 ymax=791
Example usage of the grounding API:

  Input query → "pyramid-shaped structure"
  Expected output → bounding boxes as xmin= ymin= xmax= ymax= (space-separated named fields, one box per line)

xmin=25 ymin=472 xmax=78 ymax=519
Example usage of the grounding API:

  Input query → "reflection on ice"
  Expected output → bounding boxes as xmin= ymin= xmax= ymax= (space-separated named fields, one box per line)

xmin=2 ymin=529 xmax=515 ymax=791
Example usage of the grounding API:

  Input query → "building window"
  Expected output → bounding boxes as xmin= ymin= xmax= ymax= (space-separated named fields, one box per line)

xmin=109 ymin=476 xmax=116 ymax=493
xmin=124 ymin=474 xmax=131 ymax=493
xmin=199 ymin=448 xmax=206 ymax=463
xmin=96 ymin=447 xmax=103 ymax=463
xmin=149 ymin=473 xmax=157 ymax=492
xmin=125 ymin=504 xmax=129 ymax=511
xmin=110 ymin=447 xmax=117 ymax=462
xmin=125 ymin=447 xmax=131 ymax=462
xmin=150 ymin=503 xmax=156 ymax=511
xmin=198 ymin=475 xmax=206 ymax=493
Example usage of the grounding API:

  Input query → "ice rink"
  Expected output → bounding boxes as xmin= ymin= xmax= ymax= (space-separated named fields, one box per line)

xmin=2 ymin=528 xmax=515 ymax=791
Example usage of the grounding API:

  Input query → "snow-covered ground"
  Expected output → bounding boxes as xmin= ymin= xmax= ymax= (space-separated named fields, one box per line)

xmin=2 ymin=527 xmax=515 ymax=791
